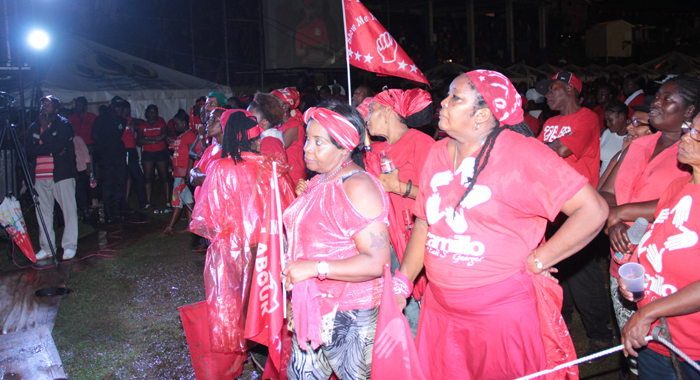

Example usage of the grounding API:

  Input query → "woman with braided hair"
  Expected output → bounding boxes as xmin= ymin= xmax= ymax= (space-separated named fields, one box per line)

xmin=394 ymin=70 xmax=608 ymax=379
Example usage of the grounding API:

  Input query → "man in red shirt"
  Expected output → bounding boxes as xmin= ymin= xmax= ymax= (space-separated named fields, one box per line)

xmin=68 ymin=96 xmax=98 ymax=206
xmin=536 ymin=72 xmax=614 ymax=358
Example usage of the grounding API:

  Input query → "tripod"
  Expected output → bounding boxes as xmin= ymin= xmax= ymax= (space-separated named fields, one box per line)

xmin=0 ymin=112 xmax=60 ymax=267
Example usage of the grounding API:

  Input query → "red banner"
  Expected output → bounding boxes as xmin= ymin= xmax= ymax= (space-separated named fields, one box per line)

xmin=344 ymin=0 xmax=429 ymax=86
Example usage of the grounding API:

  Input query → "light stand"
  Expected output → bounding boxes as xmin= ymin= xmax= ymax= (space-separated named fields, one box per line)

xmin=0 ymin=97 xmax=60 ymax=267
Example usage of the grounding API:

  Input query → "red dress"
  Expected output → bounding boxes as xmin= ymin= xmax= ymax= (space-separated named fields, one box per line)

xmin=413 ymin=131 xmax=585 ymax=379
xmin=635 ymin=176 xmax=700 ymax=360
xmin=189 ymin=152 xmax=295 ymax=356
xmin=277 ymin=117 xmax=307 ymax=186
xmin=610 ymin=133 xmax=690 ymax=277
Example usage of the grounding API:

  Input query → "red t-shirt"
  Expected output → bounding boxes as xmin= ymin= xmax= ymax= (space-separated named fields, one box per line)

xmin=122 ymin=116 xmax=136 ymax=149
xmin=610 ymin=133 xmax=690 ymax=277
xmin=68 ymin=112 xmax=97 ymax=145
xmin=295 ymin=18 xmax=329 ymax=50
xmin=413 ymin=131 xmax=588 ymax=290
xmin=139 ymin=119 xmax=167 ymax=152
xmin=171 ymin=130 xmax=197 ymax=177
xmin=635 ymin=176 xmax=699 ymax=360
xmin=538 ymin=107 xmax=601 ymax=188
xmin=278 ymin=117 xmax=307 ymax=186
xmin=524 ymin=113 xmax=540 ymax=136
xmin=167 ymin=119 xmax=176 ymax=135
xmin=592 ymin=106 xmax=606 ymax=131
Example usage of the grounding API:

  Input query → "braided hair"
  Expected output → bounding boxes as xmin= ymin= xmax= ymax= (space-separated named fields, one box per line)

xmin=453 ymin=83 xmax=534 ymax=211
xmin=220 ymin=111 xmax=259 ymax=164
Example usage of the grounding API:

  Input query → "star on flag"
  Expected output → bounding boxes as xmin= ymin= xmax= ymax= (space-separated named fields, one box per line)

xmin=398 ymin=60 xmax=408 ymax=70
xmin=409 ymin=64 xmax=418 ymax=73
xmin=364 ymin=53 xmax=374 ymax=63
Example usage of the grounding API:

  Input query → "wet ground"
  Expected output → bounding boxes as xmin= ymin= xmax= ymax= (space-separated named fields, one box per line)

xmin=0 ymin=201 xmax=623 ymax=379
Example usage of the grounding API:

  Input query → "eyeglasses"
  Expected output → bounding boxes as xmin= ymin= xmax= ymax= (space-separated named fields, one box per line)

xmin=628 ymin=119 xmax=651 ymax=128
xmin=681 ymin=121 xmax=700 ymax=142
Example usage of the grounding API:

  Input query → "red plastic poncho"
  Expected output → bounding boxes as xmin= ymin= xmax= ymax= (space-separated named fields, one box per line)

xmin=189 ymin=151 xmax=295 ymax=355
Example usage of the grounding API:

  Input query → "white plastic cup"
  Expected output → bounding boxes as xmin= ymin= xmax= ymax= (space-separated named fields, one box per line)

xmin=619 ymin=262 xmax=646 ymax=301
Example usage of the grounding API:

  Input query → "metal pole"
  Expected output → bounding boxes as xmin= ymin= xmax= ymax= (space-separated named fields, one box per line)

xmin=341 ymin=0 xmax=352 ymax=106
xmin=223 ymin=0 xmax=230 ymax=86
xmin=3 ymin=0 xmax=11 ymax=66
xmin=258 ymin=0 xmax=265 ymax=90
xmin=189 ymin=0 xmax=196 ymax=75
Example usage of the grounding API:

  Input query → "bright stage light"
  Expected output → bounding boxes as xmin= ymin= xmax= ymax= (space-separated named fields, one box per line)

xmin=28 ymin=30 xmax=50 ymax=50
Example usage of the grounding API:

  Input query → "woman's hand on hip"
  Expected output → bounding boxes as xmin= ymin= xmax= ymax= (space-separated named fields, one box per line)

xmin=282 ymin=260 xmax=318 ymax=290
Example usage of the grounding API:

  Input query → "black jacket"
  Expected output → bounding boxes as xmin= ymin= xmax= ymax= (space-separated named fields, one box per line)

xmin=26 ymin=115 xmax=78 ymax=183
xmin=91 ymin=112 xmax=126 ymax=158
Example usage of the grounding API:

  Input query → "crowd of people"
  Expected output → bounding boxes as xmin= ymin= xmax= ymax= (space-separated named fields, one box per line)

xmin=24 ymin=67 xmax=700 ymax=380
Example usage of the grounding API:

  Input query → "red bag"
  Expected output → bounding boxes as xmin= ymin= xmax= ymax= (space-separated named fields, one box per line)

xmin=370 ymin=264 xmax=425 ymax=380
xmin=179 ymin=301 xmax=247 ymax=380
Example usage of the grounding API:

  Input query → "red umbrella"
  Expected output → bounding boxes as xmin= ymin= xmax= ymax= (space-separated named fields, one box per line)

xmin=0 ymin=196 xmax=36 ymax=262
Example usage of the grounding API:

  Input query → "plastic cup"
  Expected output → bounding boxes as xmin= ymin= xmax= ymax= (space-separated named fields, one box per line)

xmin=618 ymin=262 xmax=646 ymax=301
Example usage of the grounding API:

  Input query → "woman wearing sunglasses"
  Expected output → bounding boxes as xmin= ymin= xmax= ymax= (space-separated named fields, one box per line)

xmin=598 ymin=75 xmax=700 ymax=379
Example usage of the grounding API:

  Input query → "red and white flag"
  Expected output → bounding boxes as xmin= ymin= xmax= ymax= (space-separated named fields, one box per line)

xmin=344 ymin=0 xmax=429 ymax=86
xmin=245 ymin=164 xmax=289 ymax=380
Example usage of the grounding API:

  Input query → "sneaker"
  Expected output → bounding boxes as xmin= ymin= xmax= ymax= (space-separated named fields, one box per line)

xmin=35 ymin=249 xmax=51 ymax=260
xmin=62 ymin=249 xmax=77 ymax=260
xmin=584 ymin=339 xmax=614 ymax=364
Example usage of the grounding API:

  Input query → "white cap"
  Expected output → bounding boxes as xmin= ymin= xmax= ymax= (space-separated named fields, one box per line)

xmin=526 ymin=88 xmax=545 ymax=104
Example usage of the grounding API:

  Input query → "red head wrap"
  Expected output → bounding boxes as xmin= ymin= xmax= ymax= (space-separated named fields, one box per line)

xmin=372 ymin=88 xmax=432 ymax=119
xmin=355 ymin=97 xmax=373 ymax=119
xmin=303 ymin=107 xmax=359 ymax=151
xmin=464 ymin=70 xmax=524 ymax=126
xmin=220 ymin=109 xmax=263 ymax=138
xmin=272 ymin=87 xmax=302 ymax=120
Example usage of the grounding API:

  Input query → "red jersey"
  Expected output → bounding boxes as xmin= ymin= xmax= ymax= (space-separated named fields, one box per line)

xmin=139 ymin=119 xmax=167 ymax=152
xmin=171 ymin=130 xmax=197 ymax=177
xmin=610 ymin=133 xmax=689 ymax=277
xmin=414 ymin=131 xmax=587 ymax=290
xmin=68 ymin=112 xmax=97 ymax=145
xmin=278 ymin=117 xmax=307 ymax=186
xmin=635 ymin=176 xmax=700 ymax=360
xmin=122 ymin=116 xmax=136 ymax=149
xmin=538 ymin=107 xmax=601 ymax=188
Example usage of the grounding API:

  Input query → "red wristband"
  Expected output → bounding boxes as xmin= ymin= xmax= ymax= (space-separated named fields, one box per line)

xmin=392 ymin=269 xmax=413 ymax=298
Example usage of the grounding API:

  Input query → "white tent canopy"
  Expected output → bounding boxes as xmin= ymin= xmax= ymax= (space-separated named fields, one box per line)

xmin=35 ymin=36 xmax=230 ymax=120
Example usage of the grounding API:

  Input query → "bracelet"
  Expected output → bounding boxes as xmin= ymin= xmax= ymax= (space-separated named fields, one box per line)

xmin=402 ymin=179 xmax=412 ymax=198
xmin=532 ymin=249 xmax=544 ymax=272
xmin=392 ymin=269 xmax=413 ymax=298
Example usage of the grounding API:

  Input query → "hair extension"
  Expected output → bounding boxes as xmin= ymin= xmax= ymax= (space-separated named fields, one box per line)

xmin=316 ymin=100 xmax=366 ymax=169
xmin=220 ymin=111 xmax=258 ymax=164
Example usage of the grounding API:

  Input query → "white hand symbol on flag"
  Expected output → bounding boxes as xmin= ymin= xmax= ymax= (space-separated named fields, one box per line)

xmin=376 ymin=32 xmax=398 ymax=64
xmin=375 ymin=318 xmax=407 ymax=359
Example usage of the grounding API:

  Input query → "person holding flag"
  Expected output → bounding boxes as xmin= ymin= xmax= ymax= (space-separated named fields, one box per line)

xmin=364 ymin=87 xmax=435 ymax=331
xmin=189 ymin=109 xmax=295 ymax=377
xmin=281 ymin=101 xmax=391 ymax=380
xmin=395 ymin=71 xmax=608 ymax=379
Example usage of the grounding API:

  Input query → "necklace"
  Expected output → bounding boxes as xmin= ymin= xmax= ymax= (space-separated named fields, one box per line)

xmin=301 ymin=160 xmax=352 ymax=196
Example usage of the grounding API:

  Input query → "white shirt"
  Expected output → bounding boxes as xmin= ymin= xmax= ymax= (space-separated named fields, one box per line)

xmin=600 ymin=129 xmax=626 ymax=175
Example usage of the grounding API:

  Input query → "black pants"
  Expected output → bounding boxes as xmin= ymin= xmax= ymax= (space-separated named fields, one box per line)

xmin=100 ymin=156 xmax=127 ymax=219
xmin=550 ymin=226 xmax=613 ymax=342
xmin=125 ymin=148 xmax=147 ymax=208
xmin=75 ymin=170 xmax=90 ymax=214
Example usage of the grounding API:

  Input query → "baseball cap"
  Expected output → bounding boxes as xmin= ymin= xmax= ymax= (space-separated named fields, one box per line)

xmin=631 ymin=95 xmax=655 ymax=113
xmin=110 ymin=96 xmax=125 ymax=106
xmin=525 ymin=88 xmax=545 ymax=104
xmin=40 ymin=95 xmax=61 ymax=107
xmin=536 ymin=72 xmax=583 ymax=95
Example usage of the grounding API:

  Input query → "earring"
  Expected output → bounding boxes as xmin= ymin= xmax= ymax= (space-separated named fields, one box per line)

xmin=474 ymin=123 xmax=480 ymax=131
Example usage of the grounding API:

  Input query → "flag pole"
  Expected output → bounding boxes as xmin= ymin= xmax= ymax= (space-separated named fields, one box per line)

xmin=341 ymin=0 xmax=352 ymax=105
xmin=272 ymin=161 xmax=287 ymax=318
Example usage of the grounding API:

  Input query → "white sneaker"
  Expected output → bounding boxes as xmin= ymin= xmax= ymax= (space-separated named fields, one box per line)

xmin=35 ymin=249 xmax=50 ymax=260
xmin=62 ymin=249 xmax=77 ymax=261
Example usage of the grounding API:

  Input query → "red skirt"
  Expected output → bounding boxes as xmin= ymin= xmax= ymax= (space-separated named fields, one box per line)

xmin=415 ymin=271 xmax=547 ymax=380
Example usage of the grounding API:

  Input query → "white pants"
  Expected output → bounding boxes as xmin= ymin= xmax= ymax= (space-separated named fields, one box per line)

xmin=34 ymin=178 xmax=78 ymax=252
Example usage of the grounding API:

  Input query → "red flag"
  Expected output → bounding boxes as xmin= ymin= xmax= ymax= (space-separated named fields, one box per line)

xmin=371 ymin=264 xmax=425 ymax=380
xmin=344 ymin=0 xmax=429 ymax=86
xmin=245 ymin=163 xmax=289 ymax=380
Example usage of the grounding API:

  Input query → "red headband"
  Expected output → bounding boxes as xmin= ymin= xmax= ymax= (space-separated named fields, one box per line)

xmin=271 ymin=87 xmax=300 ymax=109
xmin=355 ymin=96 xmax=373 ymax=119
xmin=303 ymin=107 xmax=359 ymax=151
xmin=220 ymin=109 xmax=262 ymax=139
xmin=464 ymin=70 xmax=523 ymax=126
xmin=372 ymin=88 xmax=431 ymax=119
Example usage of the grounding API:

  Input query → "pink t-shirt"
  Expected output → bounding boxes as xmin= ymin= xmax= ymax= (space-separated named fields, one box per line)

xmin=610 ymin=133 xmax=690 ymax=277
xmin=278 ymin=117 xmax=307 ymax=186
xmin=284 ymin=171 xmax=390 ymax=311
xmin=413 ymin=131 xmax=588 ymax=290
xmin=635 ymin=176 xmax=699 ymax=360
xmin=538 ymin=107 xmax=601 ymax=188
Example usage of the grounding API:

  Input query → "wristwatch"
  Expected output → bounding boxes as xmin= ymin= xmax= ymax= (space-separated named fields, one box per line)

xmin=316 ymin=261 xmax=329 ymax=280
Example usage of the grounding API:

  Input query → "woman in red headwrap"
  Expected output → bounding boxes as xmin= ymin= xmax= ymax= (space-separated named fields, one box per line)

xmin=364 ymin=87 xmax=435 ymax=330
xmin=281 ymin=100 xmax=391 ymax=380
xmin=395 ymin=71 xmax=609 ymax=379
xmin=271 ymin=87 xmax=308 ymax=187
xmin=189 ymin=109 xmax=295 ymax=376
